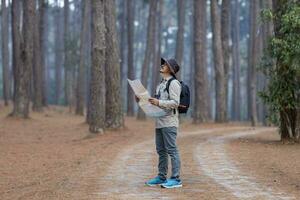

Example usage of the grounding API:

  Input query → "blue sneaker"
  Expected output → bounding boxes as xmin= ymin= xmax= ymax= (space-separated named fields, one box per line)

xmin=161 ymin=178 xmax=182 ymax=188
xmin=145 ymin=176 xmax=167 ymax=186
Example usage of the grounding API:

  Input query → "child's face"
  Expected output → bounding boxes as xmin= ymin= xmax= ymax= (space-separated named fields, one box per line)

xmin=159 ymin=63 xmax=171 ymax=75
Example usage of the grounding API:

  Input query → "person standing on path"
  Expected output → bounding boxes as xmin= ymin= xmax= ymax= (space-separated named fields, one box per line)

xmin=136 ymin=57 xmax=182 ymax=188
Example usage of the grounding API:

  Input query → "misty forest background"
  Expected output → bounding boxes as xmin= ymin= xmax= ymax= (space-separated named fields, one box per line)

xmin=0 ymin=0 xmax=299 ymax=141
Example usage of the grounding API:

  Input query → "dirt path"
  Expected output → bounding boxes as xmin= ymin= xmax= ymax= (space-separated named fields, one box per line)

xmin=195 ymin=128 xmax=295 ymax=200
xmin=95 ymin=127 xmax=244 ymax=200
xmin=1 ymin=106 xmax=299 ymax=200
xmin=91 ymin=126 xmax=296 ymax=200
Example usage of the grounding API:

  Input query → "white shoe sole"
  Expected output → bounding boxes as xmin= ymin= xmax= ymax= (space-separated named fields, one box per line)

xmin=161 ymin=184 xmax=183 ymax=189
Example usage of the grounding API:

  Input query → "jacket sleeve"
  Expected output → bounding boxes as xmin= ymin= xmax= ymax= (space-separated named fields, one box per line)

xmin=158 ymin=80 xmax=181 ymax=109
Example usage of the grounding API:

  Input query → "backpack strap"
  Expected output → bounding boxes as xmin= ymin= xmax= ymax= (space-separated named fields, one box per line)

xmin=165 ymin=76 xmax=177 ymax=115
xmin=165 ymin=76 xmax=176 ymax=95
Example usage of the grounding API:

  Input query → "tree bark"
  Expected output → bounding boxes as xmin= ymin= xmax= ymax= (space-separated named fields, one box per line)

xmin=44 ymin=1 xmax=51 ymax=104
xmin=76 ymin=0 xmax=90 ymax=115
xmin=261 ymin=0 xmax=274 ymax=125
xmin=32 ymin=0 xmax=44 ymax=112
xmin=247 ymin=2 xmax=252 ymax=121
xmin=70 ymin=0 xmax=81 ymax=113
xmin=64 ymin=0 xmax=71 ymax=106
xmin=10 ymin=0 xmax=35 ymax=118
xmin=126 ymin=0 xmax=135 ymax=116
xmin=54 ymin=1 xmax=63 ymax=104
xmin=89 ymin=0 xmax=106 ymax=133
xmin=190 ymin=1 xmax=196 ymax=119
xmin=149 ymin=0 xmax=157 ymax=96
xmin=1 ymin=0 xmax=10 ymax=106
xmin=210 ymin=0 xmax=226 ymax=122
xmin=175 ymin=0 xmax=186 ymax=80
xmin=85 ymin=1 xmax=92 ymax=124
xmin=39 ymin=0 xmax=47 ymax=107
xmin=256 ymin=25 xmax=264 ymax=123
xmin=104 ymin=0 xmax=124 ymax=129
xmin=137 ymin=0 xmax=158 ymax=120
xmin=193 ymin=0 xmax=209 ymax=123
xmin=221 ymin=0 xmax=230 ymax=120
xmin=231 ymin=0 xmax=241 ymax=121
xmin=119 ymin=0 xmax=126 ymax=105
xmin=248 ymin=0 xmax=259 ymax=126
xmin=151 ymin=0 xmax=163 ymax=96
xmin=11 ymin=0 xmax=21 ymax=106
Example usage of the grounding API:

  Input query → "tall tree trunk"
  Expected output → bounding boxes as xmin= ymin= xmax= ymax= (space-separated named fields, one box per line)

xmin=221 ymin=0 xmax=230 ymax=120
xmin=70 ymin=0 xmax=81 ymax=113
xmin=248 ymin=0 xmax=259 ymax=126
xmin=104 ymin=0 xmax=123 ymax=129
xmin=126 ymin=0 xmax=135 ymax=116
xmin=85 ymin=2 xmax=92 ymax=124
xmin=151 ymin=0 xmax=163 ymax=96
xmin=76 ymin=0 xmax=90 ymax=115
xmin=190 ymin=2 xmax=196 ymax=119
xmin=175 ymin=0 xmax=186 ymax=80
xmin=261 ymin=0 xmax=274 ymax=125
xmin=54 ymin=1 xmax=63 ymax=104
xmin=119 ymin=0 xmax=126 ymax=110
xmin=137 ymin=0 xmax=157 ymax=120
xmin=149 ymin=0 xmax=157 ymax=96
xmin=32 ymin=0 xmax=43 ymax=112
xmin=246 ymin=2 xmax=252 ymax=121
xmin=257 ymin=26 xmax=264 ymax=123
xmin=89 ymin=0 xmax=106 ymax=133
xmin=257 ymin=0 xmax=265 ymax=124
xmin=133 ymin=0 xmax=146 ymax=76
xmin=39 ymin=0 xmax=47 ymax=107
xmin=10 ymin=0 xmax=35 ymax=118
xmin=44 ymin=1 xmax=51 ymax=104
xmin=210 ymin=0 xmax=226 ymax=122
xmin=1 ymin=0 xmax=10 ymax=106
xmin=11 ymin=0 xmax=21 ymax=107
xmin=193 ymin=0 xmax=209 ymax=123
xmin=64 ymin=0 xmax=71 ymax=106
xmin=231 ymin=0 xmax=241 ymax=121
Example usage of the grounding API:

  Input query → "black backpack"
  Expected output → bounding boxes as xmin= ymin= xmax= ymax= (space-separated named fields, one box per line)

xmin=166 ymin=77 xmax=190 ymax=114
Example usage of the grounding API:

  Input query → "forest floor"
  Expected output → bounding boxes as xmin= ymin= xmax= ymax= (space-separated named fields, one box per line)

xmin=0 ymin=104 xmax=300 ymax=200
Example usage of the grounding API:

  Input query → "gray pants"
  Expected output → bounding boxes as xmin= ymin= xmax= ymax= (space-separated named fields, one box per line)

xmin=155 ymin=127 xmax=181 ymax=180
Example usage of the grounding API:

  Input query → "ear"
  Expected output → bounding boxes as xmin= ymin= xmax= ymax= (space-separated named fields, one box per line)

xmin=166 ymin=65 xmax=172 ymax=73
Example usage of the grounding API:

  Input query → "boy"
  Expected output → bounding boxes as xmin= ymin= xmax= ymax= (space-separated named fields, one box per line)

xmin=136 ymin=57 xmax=182 ymax=188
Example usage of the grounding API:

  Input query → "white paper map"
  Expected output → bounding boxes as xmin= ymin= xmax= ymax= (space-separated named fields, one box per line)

xmin=127 ymin=79 xmax=166 ymax=118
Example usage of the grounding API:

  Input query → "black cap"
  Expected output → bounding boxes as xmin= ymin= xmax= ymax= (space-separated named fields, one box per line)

xmin=161 ymin=57 xmax=180 ymax=76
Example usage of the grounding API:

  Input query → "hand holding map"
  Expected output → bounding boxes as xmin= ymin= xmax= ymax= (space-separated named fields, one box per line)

xmin=127 ymin=79 xmax=166 ymax=118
